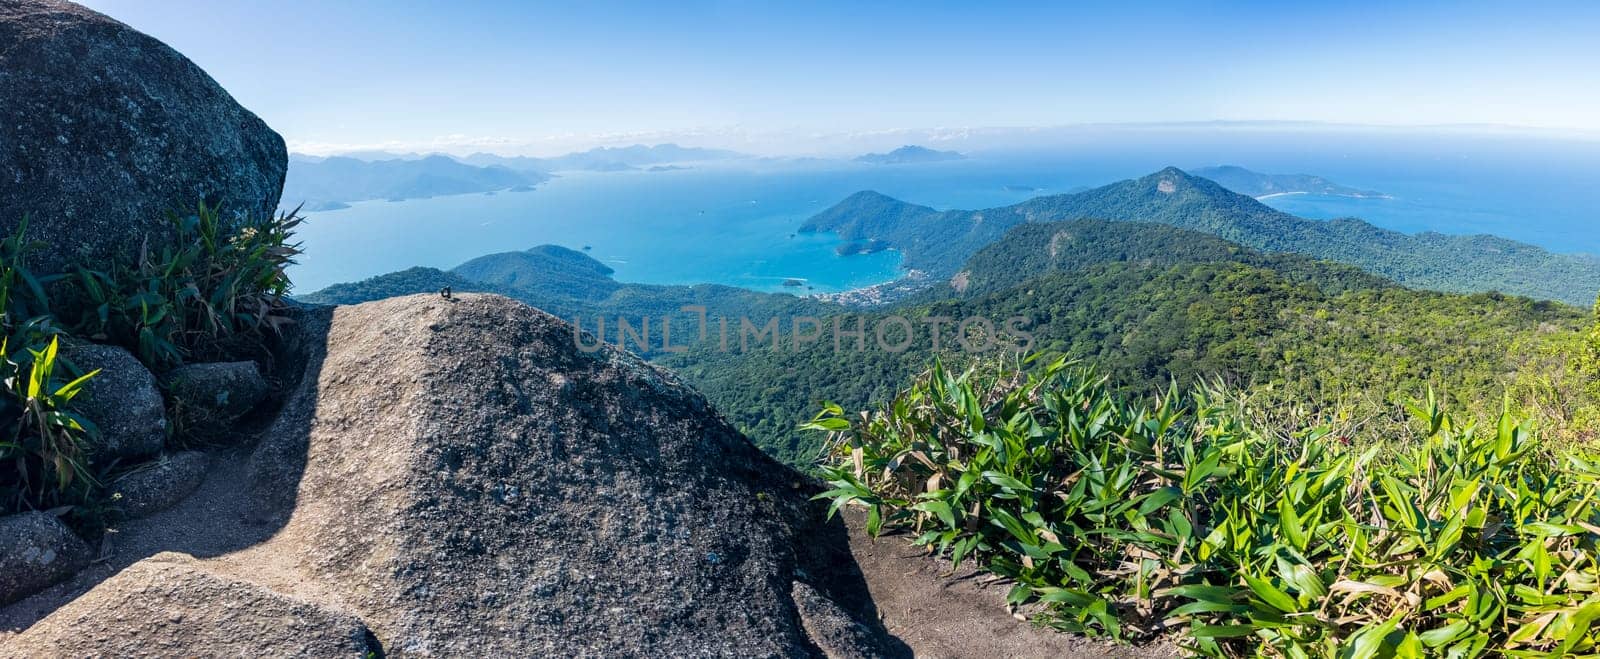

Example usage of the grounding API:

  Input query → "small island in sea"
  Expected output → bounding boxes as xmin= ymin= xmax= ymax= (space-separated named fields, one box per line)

xmin=781 ymin=278 xmax=805 ymax=287
xmin=854 ymin=145 xmax=965 ymax=164
xmin=1191 ymin=165 xmax=1390 ymax=199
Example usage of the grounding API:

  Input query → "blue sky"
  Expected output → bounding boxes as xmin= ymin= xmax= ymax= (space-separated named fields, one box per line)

xmin=78 ymin=0 xmax=1600 ymax=156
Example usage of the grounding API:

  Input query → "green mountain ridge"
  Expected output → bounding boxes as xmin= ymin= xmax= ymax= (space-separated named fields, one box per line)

xmin=801 ymin=167 xmax=1600 ymax=306
xmin=951 ymin=219 xmax=1393 ymax=297
xmin=665 ymin=218 xmax=1588 ymax=465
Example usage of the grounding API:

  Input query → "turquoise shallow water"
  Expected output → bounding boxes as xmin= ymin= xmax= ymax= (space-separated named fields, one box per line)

xmin=288 ymin=133 xmax=1600 ymax=295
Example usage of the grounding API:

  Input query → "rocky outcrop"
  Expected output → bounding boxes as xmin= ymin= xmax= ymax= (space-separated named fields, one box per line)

xmin=235 ymin=294 xmax=889 ymax=656
xmin=61 ymin=343 xmax=166 ymax=463
xmin=4 ymin=553 xmax=381 ymax=658
xmin=0 ymin=513 xmax=93 ymax=606
xmin=0 ymin=0 xmax=287 ymax=274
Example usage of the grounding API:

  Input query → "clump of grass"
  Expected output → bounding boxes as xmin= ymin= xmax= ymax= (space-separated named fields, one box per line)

xmin=0 ymin=336 xmax=99 ymax=514
xmin=1 ymin=203 xmax=302 ymax=523
xmin=2 ymin=227 xmax=99 ymax=516
xmin=31 ymin=202 xmax=303 ymax=368
xmin=809 ymin=356 xmax=1600 ymax=656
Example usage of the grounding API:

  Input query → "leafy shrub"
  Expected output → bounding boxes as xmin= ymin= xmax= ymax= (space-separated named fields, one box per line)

xmin=2 ymin=228 xmax=99 ymax=515
xmin=24 ymin=202 xmax=303 ymax=368
xmin=1 ymin=202 xmax=300 ymax=519
xmin=810 ymin=357 xmax=1600 ymax=656
xmin=0 ymin=337 xmax=99 ymax=513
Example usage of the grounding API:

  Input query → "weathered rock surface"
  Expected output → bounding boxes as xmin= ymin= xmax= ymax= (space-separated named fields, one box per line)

xmin=161 ymin=361 xmax=270 ymax=419
xmin=3 ymin=552 xmax=380 ymax=658
xmin=0 ymin=0 xmax=287 ymax=274
xmin=0 ymin=513 xmax=92 ymax=606
xmin=792 ymin=581 xmax=894 ymax=659
xmin=239 ymin=294 xmax=891 ymax=656
xmin=109 ymin=452 xmax=209 ymax=519
xmin=61 ymin=342 xmax=165 ymax=463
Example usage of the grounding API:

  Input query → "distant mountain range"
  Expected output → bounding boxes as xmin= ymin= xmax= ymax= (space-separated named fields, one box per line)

xmin=854 ymin=145 xmax=965 ymax=164
xmin=460 ymin=143 xmax=744 ymax=173
xmin=801 ymin=167 xmax=1600 ymax=305
xmin=282 ymin=143 xmax=746 ymax=210
xmin=1191 ymin=165 xmax=1389 ymax=199
xmin=281 ymin=154 xmax=546 ymax=210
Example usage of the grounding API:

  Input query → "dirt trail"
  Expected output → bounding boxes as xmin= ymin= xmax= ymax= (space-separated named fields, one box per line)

xmin=843 ymin=509 xmax=1177 ymax=658
xmin=0 ymin=445 xmax=294 ymax=637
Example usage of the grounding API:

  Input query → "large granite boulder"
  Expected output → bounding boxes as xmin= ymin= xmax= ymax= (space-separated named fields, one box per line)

xmin=2 ymin=553 xmax=381 ymax=658
xmin=0 ymin=512 xmax=93 ymax=606
xmin=238 ymin=294 xmax=889 ymax=656
xmin=60 ymin=342 xmax=166 ymax=463
xmin=0 ymin=0 xmax=286 ymax=274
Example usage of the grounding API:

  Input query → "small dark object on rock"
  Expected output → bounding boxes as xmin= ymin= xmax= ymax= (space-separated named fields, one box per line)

xmin=0 ymin=511 xmax=93 ymax=606
xmin=441 ymin=286 xmax=452 ymax=299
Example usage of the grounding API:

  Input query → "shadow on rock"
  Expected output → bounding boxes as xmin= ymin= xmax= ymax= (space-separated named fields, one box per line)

xmin=6 ymin=294 xmax=914 ymax=657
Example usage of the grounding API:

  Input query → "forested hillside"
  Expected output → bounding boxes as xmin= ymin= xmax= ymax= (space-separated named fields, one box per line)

xmin=802 ymin=167 xmax=1600 ymax=305
xmin=666 ymin=220 xmax=1594 ymax=466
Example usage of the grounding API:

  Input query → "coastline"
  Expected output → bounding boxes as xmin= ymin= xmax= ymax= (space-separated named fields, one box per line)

xmin=1255 ymin=190 xmax=1394 ymax=201
xmin=810 ymin=269 xmax=934 ymax=307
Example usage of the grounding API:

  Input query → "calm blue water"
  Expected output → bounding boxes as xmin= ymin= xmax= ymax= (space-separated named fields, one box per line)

xmin=288 ymin=131 xmax=1600 ymax=294
xmin=287 ymin=159 xmax=1082 ymax=293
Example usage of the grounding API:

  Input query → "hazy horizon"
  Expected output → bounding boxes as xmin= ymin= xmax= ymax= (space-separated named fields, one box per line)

xmin=72 ymin=0 xmax=1600 ymax=158
xmin=283 ymin=121 xmax=1600 ymax=161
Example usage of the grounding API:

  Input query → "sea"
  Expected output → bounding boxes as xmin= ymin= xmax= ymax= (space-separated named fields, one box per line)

xmin=286 ymin=129 xmax=1600 ymax=296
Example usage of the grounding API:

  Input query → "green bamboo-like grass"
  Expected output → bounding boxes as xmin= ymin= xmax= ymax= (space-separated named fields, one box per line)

xmin=1 ymin=204 xmax=301 ymax=527
xmin=809 ymin=356 xmax=1600 ymax=656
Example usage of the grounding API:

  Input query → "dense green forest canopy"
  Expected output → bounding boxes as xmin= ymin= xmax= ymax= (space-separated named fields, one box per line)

xmin=665 ymin=220 xmax=1593 ymax=466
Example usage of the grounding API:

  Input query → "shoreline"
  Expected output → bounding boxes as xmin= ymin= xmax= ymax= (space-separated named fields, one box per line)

xmin=810 ymin=269 xmax=934 ymax=307
xmin=1256 ymin=190 xmax=1394 ymax=201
